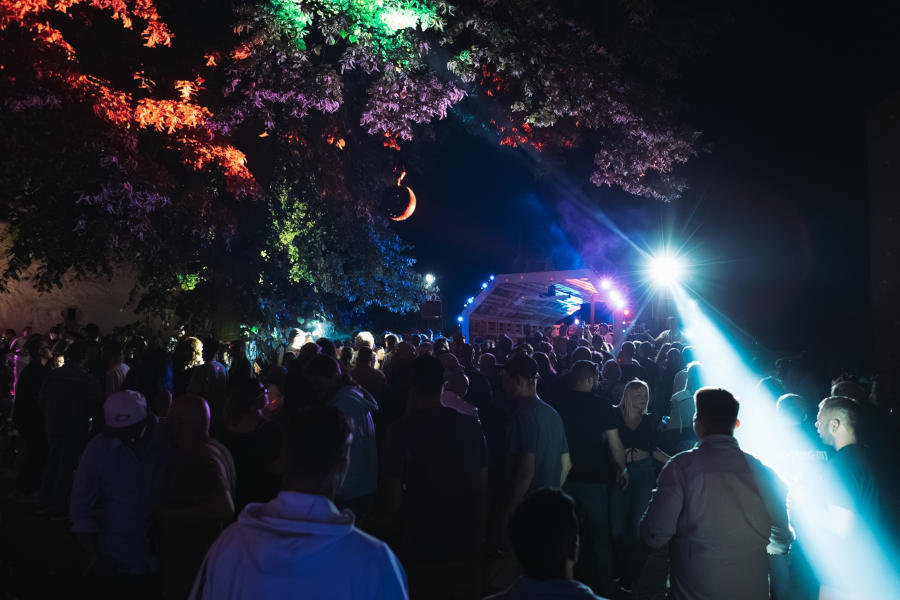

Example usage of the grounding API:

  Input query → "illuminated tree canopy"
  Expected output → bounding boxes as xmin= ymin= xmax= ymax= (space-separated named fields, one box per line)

xmin=0 ymin=0 xmax=718 ymax=333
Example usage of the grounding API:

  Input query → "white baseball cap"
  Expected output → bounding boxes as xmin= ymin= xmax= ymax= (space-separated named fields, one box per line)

xmin=104 ymin=390 xmax=148 ymax=428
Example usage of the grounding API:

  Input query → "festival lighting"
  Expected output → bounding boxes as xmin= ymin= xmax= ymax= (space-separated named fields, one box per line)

xmin=481 ymin=282 xmax=488 ymax=289
xmin=600 ymin=278 xmax=612 ymax=290
xmin=623 ymin=308 xmax=631 ymax=316
xmin=670 ymin=285 xmax=900 ymax=597
xmin=456 ymin=315 xmax=463 ymax=323
xmin=424 ymin=273 xmax=435 ymax=287
xmin=466 ymin=296 xmax=474 ymax=305
xmin=647 ymin=251 xmax=687 ymax=287
xmin=489 ymin=275 xmax=495 ymax=281
xmin=573 ymin=318 xmax=580 ymax=326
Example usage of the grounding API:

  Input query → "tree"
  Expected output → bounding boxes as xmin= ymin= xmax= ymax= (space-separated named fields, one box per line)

xmin=0 ymin=0 xmax=713 ymax=336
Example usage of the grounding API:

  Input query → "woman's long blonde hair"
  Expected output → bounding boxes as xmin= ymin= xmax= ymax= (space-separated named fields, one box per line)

xmin=618 ymin=379 xmax=650 ymax=415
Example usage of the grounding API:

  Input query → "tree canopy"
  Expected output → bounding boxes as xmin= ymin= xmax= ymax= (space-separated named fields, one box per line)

xmin=0 ymin=0 xmax=716 ymax=336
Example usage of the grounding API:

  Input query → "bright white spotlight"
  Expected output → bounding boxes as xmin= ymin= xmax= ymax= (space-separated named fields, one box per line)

xmin=573 ymin=318 xmax=580 ymax=325
xmin=424 ymin=273 xmax=435 ymax=287
xmin=600 ymin=278 xmax=612 ymax=290
xmin=481 ymin=282 xmax=488 ymax=289
xmin=456 ymin=315 xmax=463 ymax=323
xmin=647 ymin=252 xmax=687 ymax=287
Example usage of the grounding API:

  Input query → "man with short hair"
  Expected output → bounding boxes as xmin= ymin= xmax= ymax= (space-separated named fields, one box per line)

xmin=555 ymin=360 xmax=628 ymax=595
xmin=616 ymin=342 xmax=645 ymax=383
xmin=640 ymin=387 xmax=792 ymax=600
xmin=351 ymin=346 xmax=388 ymax=403
xmin=103 ymin=338 xmax=130 ymax=399
xmin=487 ymin=488 xmax=608 ymax=599
xmin=39 ymin=341 xmax=103 ymax=516
xmin=71 ymin=390 xmax=169 ymax=576
xmin=662 ymin=362 xmax=703 ymax=454
xmin=187 ymin=337 xmax=229 ymax=438
xmin=384 ymin=355 xmax=487 ymax=599
xmin=190 ymin=406 xmax=408 ymax=599
xmin=814 ymin=395 xmax=879 ymax=523
xmin=498 ymin=354 xmax=571 ymax=543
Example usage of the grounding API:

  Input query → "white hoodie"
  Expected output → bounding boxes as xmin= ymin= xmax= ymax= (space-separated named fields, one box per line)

xmin=190 ymin=491 xmax=408 ymax=600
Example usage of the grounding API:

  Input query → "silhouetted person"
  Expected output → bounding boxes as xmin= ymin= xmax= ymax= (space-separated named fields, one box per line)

xmin=187 ymin=337 xmax=228 ymax=438
xmin=39 ymin=341 xmax=102 ymax=516
xmin=161 ymin=395 xmax=235 ymax=600
xmin=641 ymin=388 xmax=792 ymax=600
xmin=486 ymin=488 xmax=609 ymax=599
xmin=10 ymin=334 xmax=52 ymax=498
xmin=189 ymin=406 xmax=408 ymax=599
xmin=555 ymin=360 xmax=628 ymax=596
xmin=383 ymin=355 xmax=487 ymax=599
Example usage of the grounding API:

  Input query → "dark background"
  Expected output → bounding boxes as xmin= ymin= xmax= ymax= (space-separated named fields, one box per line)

xmin=388 ymin=1 xmax=900 ymax=374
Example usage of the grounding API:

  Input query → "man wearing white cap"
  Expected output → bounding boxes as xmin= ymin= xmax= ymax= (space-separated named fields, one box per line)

xmin=70 ymin=389 xmax=169 ymax=578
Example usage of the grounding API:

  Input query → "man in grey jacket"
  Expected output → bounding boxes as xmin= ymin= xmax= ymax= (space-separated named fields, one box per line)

xmin=640 ymin=387 xmax=792 ymax=600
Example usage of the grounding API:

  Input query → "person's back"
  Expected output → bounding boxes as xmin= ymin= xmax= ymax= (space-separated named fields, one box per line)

xmin=190 ymin=405 xmax=407 ymax=600
xmin=641 ymin=388 xmax=791 ymax=600
xmin=510 ymin=395 xmax=568 ymax=490
xmin=330 ymin=384 xmax=379 ymax=504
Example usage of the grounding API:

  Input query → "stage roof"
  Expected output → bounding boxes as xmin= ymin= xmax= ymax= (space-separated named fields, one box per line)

xmin=460 ymin=269 xmax=611 ymax=339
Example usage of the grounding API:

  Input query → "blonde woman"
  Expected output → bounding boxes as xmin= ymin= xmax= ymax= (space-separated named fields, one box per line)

xmin=610 ymin=379 xmax=670 ymax=592
xmin=173 ymin=336 xmax=203 ymax=397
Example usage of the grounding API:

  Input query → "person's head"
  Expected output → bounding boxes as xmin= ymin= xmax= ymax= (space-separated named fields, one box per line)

xmin=600 ymin=359 xmax=621 ymax=383
xmin=619 ymin=379 xmax=650 ymax=414
xmin=174 ymin=337 xmax=203 ymax=370
xmin=385 ymin=333 xmax=399 ymax=352
xmin=83 ymin=323 xmax=99 ymax=341
xmin=304 ymin=354 xmax=346 ymax=403
xmin=264 ymin=365 xmax=287 ymax=408
xmin=478 ymin=352 xmax=496 ymax=375
xmin=665 ymin=346 xmax=683 ymax=370
xmin=103 ymin=338 xmax=125 ymax=366
xmin=681 ymin=345 xmax=695 ymax=364
xmin=315 ymin=337 xmax=337 ymax=359
xmin=168 ymin=394 xmax=211 ymax=445
xmin=445 ymin=371 xmax=469 ymax=398
xmin=355 ymin=331 xmax=375 ymax=350
xmin=684 ymin=361 xmax=703 ymax=393
xmin=283 ymin=405 xmax=351 ymax=499
xmin=830 ymin=379 xmax=867 ymax=406
xmin=48 ymin=326 xmax=61 ymax=341
xmin=570 ymin=360 xmax=599 ymax=393
xmin=228 ymin=377 xmax=266 ymax=420
xmin=410 ymin=354 xmax=446 ymax=405
xmin=433 ymin=337 xmax=450 ymax=354
xmin=815 ymin=396 xmax=861 ymax=450
xmin=202 ymin=337 xmax=220 ymax=362
xmin=417 ymin=341 xmax=434 ymax=356
xmin=500 ymin=353 xmax=539 ymax=398
xmin=509 ymin=488 xmax=580 ymax=581
xmin=693 ymin=387 xmax=740 ymax=437
xmin=570 ymin=346 xmax=592 ymax=364
xmin=598 ymin=323 xmax=609 ymax=335
xmin=654 ymin=342 xmax=672 ymax=364
xmin=776 ymin=393 xmax=807 ymax=427
xmin=458 ymin=343 xmax=476 ymax=367
xmin=356 ymin=346 xmax=375 ymax=368
xmin=636 ymin=341 xmax=653 ymax=360
xmin=339 ymin=345 xmax=353 ymax=366
xmin=103 ymin=390 xmax=150 ymax=445
xmin=4 ymin=328 xmax=14 ymax=339
xmin=64 ymin=341 xmax=89 ymax=366
xmin=395 ymin=341 xmax=417 ymax=361
xmin=533 ymin=352 xmax=556 ymax=377
xmin=22 ymin=325 xmax=34 ymax=337
xmin=24 ymin=334 xmax=51 ymax=362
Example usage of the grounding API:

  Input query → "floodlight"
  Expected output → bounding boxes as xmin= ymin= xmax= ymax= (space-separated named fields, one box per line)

xmin=600 ymin=278 xmax=612 ymax=290
xmin=647 ymin=252 xmax=687 ymax=287
xmin=424 ymin=273 xmax=436 ymax=287
xmin=489 ymin=275 xmax=495 ymax=281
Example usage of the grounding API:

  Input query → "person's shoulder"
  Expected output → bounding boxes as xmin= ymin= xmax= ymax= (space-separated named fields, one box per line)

xmin=342 ymin=525 xmax=402 ymax=562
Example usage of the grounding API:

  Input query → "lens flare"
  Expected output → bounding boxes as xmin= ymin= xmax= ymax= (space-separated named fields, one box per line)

xmin=647 ymin=252 xmax=687 ymax=287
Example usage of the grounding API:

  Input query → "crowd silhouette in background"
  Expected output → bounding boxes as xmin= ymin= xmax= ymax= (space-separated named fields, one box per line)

xmin=0 ymin=318 xmax=897 ymax=600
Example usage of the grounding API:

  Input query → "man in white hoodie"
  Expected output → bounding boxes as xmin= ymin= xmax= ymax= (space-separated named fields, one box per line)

xmin=189 ymin=405 xmax=408 ymax=600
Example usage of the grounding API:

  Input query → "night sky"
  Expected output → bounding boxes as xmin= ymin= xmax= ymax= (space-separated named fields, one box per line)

xmin=392 ymin=1 xmax=900 ymax=373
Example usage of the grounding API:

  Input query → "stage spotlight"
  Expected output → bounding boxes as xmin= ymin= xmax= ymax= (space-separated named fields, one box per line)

xmin=481 ymin=282 xmax=488 ymax=289
xmin=574 ymin=318 xmax=580 ymax=326
xmin=456 ymin=315 xmax=463 ymax=323
xmin=623 ymin=308 xmax=631 ymax=316
xmin=647 ymin=252 xmax=687 ymax=287
xmin=424 ymin=273 xmax=436 ymax=287
xmin=600 ymin=278 xmax=612 ymax=290
xmin=489 ymin=275 xmax=495 ymax=281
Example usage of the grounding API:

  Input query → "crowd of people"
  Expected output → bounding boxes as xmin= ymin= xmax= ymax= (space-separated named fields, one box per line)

xmin=0 ymin=319 xmax=896 ymax=599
